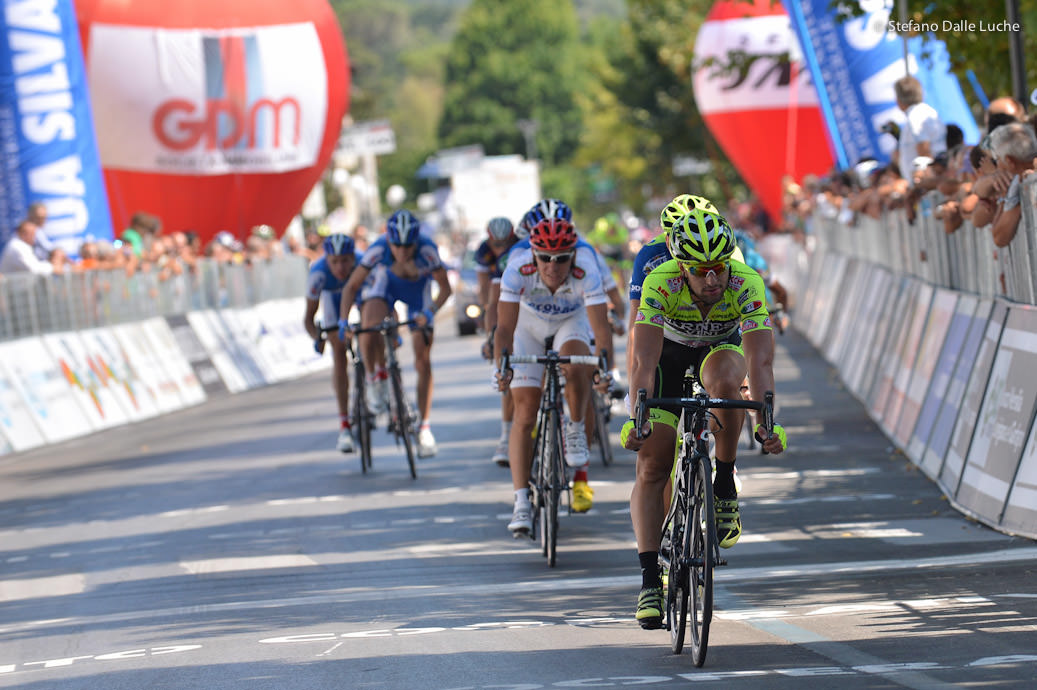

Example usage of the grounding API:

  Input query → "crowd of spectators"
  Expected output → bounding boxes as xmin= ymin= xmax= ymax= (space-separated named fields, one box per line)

xmin=0 ymin=208 xmax=339 ymax=282
xmin=779 ymin=76 xmax=1037 ymax=252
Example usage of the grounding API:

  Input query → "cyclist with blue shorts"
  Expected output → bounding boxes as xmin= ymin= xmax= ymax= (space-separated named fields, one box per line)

xmin=304 ymin=233 xmax=363 ymax=453
xmin=338 ymin=210 xmax=452 ymax=458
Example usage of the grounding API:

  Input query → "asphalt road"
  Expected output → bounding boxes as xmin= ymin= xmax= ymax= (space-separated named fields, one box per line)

xmin=1 ymin=323 xmax=1036 ymax=689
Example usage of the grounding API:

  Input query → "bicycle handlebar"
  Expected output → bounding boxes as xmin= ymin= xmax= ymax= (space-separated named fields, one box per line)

xmin=507 ymin=353 xmax=601 ymax=367
xmin=634 ymin=388 xmax=775 ymax=445
xmin=349 ymin=317 xmax=422 ymax=335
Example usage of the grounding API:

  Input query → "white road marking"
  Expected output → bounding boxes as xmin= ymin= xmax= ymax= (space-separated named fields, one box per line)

xmin=0 ymin=574 xmax=85 ymax=603
xmin=179 ymin=555 xmax=318 ymax=575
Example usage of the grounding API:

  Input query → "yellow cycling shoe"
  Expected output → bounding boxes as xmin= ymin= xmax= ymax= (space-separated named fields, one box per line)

xmin=571 ymin=480 xmax=594 ymax=513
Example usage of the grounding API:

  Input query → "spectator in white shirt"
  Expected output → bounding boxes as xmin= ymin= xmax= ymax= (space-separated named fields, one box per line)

xmin=894 ymin=75 xmax=946 ymax=186
xmin=26 ymin=201 xmax=56 ymax=261
xmin=0 ymin=221 xmax=59 ymax=275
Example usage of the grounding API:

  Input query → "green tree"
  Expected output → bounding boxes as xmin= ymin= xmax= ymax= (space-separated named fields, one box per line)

xmin=438 ymin=0 xmax=585 ymax=166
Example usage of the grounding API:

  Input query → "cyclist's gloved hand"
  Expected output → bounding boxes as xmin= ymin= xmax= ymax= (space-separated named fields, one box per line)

xmin=416 ymin=308 xmax=435 ymax=328
xmin=313 ymin=337 xmax=325 ymax=355
xmin=493 ymin=368 xmax=512 ymax=392
xmin=337 ymin=319 xmax=351 ymax=341
xmin=620 ymin=418 xmax=651 ymax=450
xmin=754 ymin=422 xmax=787 ymax=453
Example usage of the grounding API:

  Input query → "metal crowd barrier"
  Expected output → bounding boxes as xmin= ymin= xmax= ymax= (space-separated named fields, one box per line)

xmin=810 ymin=176 xmax=1037 ymax=305
xmin=0 ymin=255 xmax=310 ymax=342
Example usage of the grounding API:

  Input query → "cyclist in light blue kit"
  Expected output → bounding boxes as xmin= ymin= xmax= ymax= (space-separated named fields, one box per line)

xmin=303 ymin=233 xmax=363 ymax=453
xmin=338 ymin=210 xmax=452 ymax=458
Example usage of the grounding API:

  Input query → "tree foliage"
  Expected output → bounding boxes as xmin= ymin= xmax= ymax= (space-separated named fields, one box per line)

xmin=437 ymin=0 xmax=585 ymax=166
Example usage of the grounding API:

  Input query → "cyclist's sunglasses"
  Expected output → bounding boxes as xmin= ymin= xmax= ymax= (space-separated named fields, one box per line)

xmin=684 ymin=261 xmax=729 ymax=278
xmin=534 ymin=251 xmax=574 ymax=264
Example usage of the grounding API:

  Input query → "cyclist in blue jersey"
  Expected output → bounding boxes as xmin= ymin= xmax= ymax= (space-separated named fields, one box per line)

xmin=338 ymin=210 xmax=452 ymax=457
xmin=477 ymin=217 xmax=520 ymax=466
xmin=304 ymin=233 xmax=363 ymax=453
xmin=732 ymin=229 xmax=789 ymax=311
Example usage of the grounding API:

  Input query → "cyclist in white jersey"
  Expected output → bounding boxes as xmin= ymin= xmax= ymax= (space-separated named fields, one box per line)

xmin=494 ymin=204 xmax=613 ymax=535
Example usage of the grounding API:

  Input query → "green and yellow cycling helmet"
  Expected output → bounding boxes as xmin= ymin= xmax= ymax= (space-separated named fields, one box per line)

xmin=659 ymin=194 xmax=720 ymax=235
xmin=667 ymin=209 xmax=736 ymax=265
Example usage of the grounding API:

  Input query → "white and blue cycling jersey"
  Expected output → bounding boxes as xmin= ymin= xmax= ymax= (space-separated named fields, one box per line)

xmin=499 ymin=244 xmax=607 ymax=323
xmin=359 ymin=234 xmax=446 ymax=323
xmin=505 ymin=236 xmax=617 ymax=293
xmin=306 ymin=252 xmax=363 ymax=325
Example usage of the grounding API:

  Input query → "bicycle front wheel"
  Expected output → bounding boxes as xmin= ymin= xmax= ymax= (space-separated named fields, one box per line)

xmin=667 ymin=459 xmax=691 ymax=654
xmin=389 ymin=366 xmax=417 ymax=479
xmin=689 ymin=455 xmax=715 ymax=667
xmin=352 ymin=370 xmax=373 ymax=473
xmin=541 ymin=407 xmax=562 ymax=567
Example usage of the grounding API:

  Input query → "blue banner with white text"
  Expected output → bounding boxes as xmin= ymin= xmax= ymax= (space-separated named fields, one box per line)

xmin=0 ymin=0 xmax=112 ymax=257
xmin=782 ymin=0 xmax=979 ymax=169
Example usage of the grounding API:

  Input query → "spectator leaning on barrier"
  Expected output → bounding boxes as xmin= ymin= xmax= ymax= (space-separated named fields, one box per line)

xmin=982 ymin=123 xmax=1037 ymax=248
xmin=26 ymin=201 xmax=56 ymax=261
xmin=965 ymin=98 xmax=1027 ymax=229
xmin=0 ymin=221 xmax=60 ymax=275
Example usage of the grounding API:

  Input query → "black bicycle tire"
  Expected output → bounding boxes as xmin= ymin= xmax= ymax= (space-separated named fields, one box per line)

xmin=390 ymin=366 xmax=418 ymax=479
xmin=690 ymin=455 xmax=715 ymax=667
xmin=352 ymin=363 xmax=373 ymax=473
xmin=668 ymin=456 xmax=691 ymax=654
xmin=532 ymin=412 xmax=548 ymax=555
xmin=594 ymin=391 xmax=614 ymax=466
xmin=545 ymin=407 xmax=561 ymax=567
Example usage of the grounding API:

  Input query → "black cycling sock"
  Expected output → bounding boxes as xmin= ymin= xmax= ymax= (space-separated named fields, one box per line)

xmin=713 ymin=460 xmax=736 ymax=499
xmin=639 ymin=551 xmax=661 ymax=589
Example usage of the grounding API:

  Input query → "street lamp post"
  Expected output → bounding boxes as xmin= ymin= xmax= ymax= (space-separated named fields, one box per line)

xmin=517 ymin=118 xmax=538 ymax=161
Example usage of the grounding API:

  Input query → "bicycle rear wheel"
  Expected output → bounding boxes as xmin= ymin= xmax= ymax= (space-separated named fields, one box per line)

xmin=667 ymin=458 xmax=691 ymax=654
xmin=593 ymin=390 xmax=613 ymax=466
xmin=689 ymin=455 xmax=715 ymax=667
xmin=389 ymin=366 xmax=417 ymax=479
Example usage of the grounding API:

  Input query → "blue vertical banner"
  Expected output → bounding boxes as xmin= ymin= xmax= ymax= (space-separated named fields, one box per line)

xmin=0 ymin=0 xmax=112 ymax=256
xmin=782 ymin=0 xmax=979 ymax=169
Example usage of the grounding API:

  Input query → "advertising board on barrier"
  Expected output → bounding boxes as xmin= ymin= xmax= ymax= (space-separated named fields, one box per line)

xmin=868 ymin=277 xmax=918 ymax=423
xmin=78 ymin=328 xmax=150 ymax=424
xmin=89 ymin=327 xmax=162 ymax=421
xmin=166 ymin=314 xmax=228 ymax=396
xmin=843 ymin=265 xmax=896 ymax=398
xmin=822 ymin=259 xmax=863 ymax=367
xmin=0 ymin=337 xmax=93 ymax=443
xmin=42 ymin=331 xmax=130 ymax=430
xmin=909 ymin=293 xmax=971 ymax=467
xmin=942 ymin=301 xmax=1008 ymax=493
xmin=185 ymin=310 xmax=252 ymax=393
xmin=956 ymin=307 xmax=1037 ymax=522
xmin=140 ymin=318 xmax=206 ymax=406
xmin=111 ymin=322 xmax=185 ymax=413
xmin=1005 ymin=400 xmax=1037 ymax=534
xmin=0 ymin=352 xmax=46 ymax=453
xmin=886 ymin=283 xmax=937 ymax=445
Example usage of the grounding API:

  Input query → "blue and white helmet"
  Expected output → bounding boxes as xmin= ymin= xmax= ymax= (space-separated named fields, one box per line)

xmin=386 ymin=209 xmax=421 ymax=245
xmin=323 ymin=233 xmax=355 ymax=256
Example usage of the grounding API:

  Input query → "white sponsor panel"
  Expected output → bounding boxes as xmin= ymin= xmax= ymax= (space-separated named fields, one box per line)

xmin=254 ymin=299 xmax=307 ymax=380
xmin=909 ymin=292 xmax=971 ymax=467
xmin=0 ymin=337 xmax=93 ymax=443
xmin=868 ymin=277 xmax=916 ymax=421
xmin=942 ymin=301 xmax=1008 ymax=494
xmin=823 ymin=259 xmax=864 ymax=368
xmin=88 ymin=23 xmax=327 ymax=174
xmin=843 ymin=265 xmax=895 ymax=398
xmin=41 ymin=332 xmax=128 ymax=430
xmin=1006 ymin=388 xmax=1037 ymax=536
xmin=78 ymin=328 xmax=151 ymax=423
xmin=186 ymin=310 xmax=250 ymax=393
xmin=226 ymin=307 xmax=286 ymax=382
xmin=883 ymin=282 xmax=935 ymax=441
xmin=112 ymin=322 xmax=186 ymax=413
xmin=90 ymin=327 xmax=163 ymax=420
xmin=140 ymin=318 xmax=207 ymax=406
xmin=211 ymin=309 xmax=269 ymax=388
xmin=958 ymin=309 xmax=1037 ymax=523
xmin=0 ymin=348 xmax=47 ymax=452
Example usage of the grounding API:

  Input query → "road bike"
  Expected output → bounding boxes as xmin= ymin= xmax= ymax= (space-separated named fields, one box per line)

xmin=320 ymin=325 xmax=372 ymax=473
xmin=351 ymin=317 xmax=424 ymax=479
xmin=502 ymin=346 xmax=602 ymax=567
xmin=633 ymin=381 xmax=772 ymax=666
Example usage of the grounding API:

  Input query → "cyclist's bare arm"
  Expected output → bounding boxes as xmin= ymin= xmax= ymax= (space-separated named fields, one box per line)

xmin=742 ymin=328 xmax=783 ymax=453
xmin=477 ymin=271 xmax=492 ymax=318
xmin=587 ymin=302 xmax=613 ymax=370
xmin=303 ymin=298 xmax=321 ymax=342
xmin=339 ymin=264 xmax=372 ymax=322
xmin=494 ymin=300 xmax=520 ymax=372
xmin=431 ymin=266 xmax=452 ymax=313
xmin=624 ymin=322 xmax=664 ymax=450
xmin=485 ymin=281 xmax=502 ymax=333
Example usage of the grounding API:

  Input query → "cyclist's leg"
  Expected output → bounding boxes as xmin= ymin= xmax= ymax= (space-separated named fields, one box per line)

xmin=507 ymin=312 xmax=549 ymax=533
xmin=556 ymin=313 xmax=593 ymax=464
xmin=324 ymin=290 xmax=354 ymax=452
xmin=698 ymin=342 xmax=748 ymax=548
xmin=358 ymin=267 xmax=391 ymax=376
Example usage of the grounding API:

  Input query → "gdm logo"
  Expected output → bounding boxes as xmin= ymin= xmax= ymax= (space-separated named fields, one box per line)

xmin=151 ymin=97 xmax=301 ymax=151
